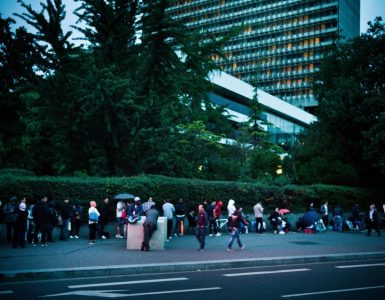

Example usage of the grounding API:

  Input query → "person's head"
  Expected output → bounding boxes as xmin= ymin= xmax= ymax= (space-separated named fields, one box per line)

xmin=64 ymin=199 xmax=69 ymax=204
xmin=103 ymin=197 xmax=109 ymax=204
xmin=10 ymin=196 xmax=17 ymax=205
xmin=275 ymin=207 xmax=279 ymax=212
xmin=134 ymin=196 xmax=141 ymax=204
xmin=21 ymin=197 xmax=27 ymax=204
xmin=90 ymin=201 xmax=97 ymax=207
xmin=211 ymin=201 xmax=216 ymax=206
xmin=179 ymin=198 xmax=183 ymax=203
xmin=41 ymin=196 xmax=48 ymax=203
xmin=198 ymin=204 xmax=204 ymax=213
xmin=19 ymin=203 xmax=26 ymax=212
xmin=370 ymin=203 xmax=376 ymax=210
xmin=148 ymin=196 xmax=153 ymax=201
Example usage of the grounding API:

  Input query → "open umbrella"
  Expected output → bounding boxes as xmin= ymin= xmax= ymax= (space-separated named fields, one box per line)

xmin=278 ymin=208 xmax=290 ymax=214
xmin=113 ymin=193 xmax=135 ymax=201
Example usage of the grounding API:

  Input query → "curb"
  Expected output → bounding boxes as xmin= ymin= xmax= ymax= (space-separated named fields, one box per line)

xmin=1 ymin=251 xmax=385 ymax=282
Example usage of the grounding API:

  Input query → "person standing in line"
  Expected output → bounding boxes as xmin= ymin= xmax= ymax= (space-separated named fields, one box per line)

xmin=196 ymin=204 xmax=208 ymax=251
xmin=59 ymin=198 xmax=73 ymax=241
xmin=213 ymin=200 xmax=223 ymax=237
xmin=206 ymin=201 xmax=216 ymax=237
xmin=365 ymin=204 xmax=381 ymax=237
xmin=88 ymin=201 xmax=100 ymax=245
xmin=174 ymin=198 xmax=186 ymax=237
xmin=32 ymin=196 xmax=47 ymax=246
xmin=227 ymin=199 xmax=236 ymax=217
xmin=141 ymin=204 xmax=159 ymax=251
xmin=99 ymin=197 xmax=110 ymax=239
xmin=142 ymin=197 xmax=156 ymax=213
xmin=115 ymin=200 xmax=125 ymax=238
xmin=3 ymin=196 xmax=18 ymax=243
xmin=226 ymin=207 xmax=246 ymax=251
xmin=162 ymin=199 xmax=175 ymax=241
xmin=253 ymin=201 xmax=264 ymax=234
xmin=70 ymin=202 xmax=83 ymax=239
xmin=12 ymin=203 xmax=28 ymax=248
xmin=320 ymin=201 xmax=329 ymax=228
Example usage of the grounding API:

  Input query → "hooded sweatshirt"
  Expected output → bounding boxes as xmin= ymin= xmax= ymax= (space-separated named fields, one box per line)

xmin=214 ymin=201 xmax=223 ymax=219
xmin=227 ymin=199 xmax=236 ymax=217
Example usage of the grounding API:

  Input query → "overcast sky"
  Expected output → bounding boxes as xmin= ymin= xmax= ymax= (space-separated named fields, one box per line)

xmin=0 ymin=0 xmax=384 ymax=38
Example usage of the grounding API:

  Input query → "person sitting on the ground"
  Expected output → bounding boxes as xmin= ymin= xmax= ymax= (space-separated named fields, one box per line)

xmin=349 ymin=203 xmax=365 ymax=231
xmin=332 ymin=205 xmax=343 ymax=231
xmin=268 ymin=208 xmax=285 ymax=234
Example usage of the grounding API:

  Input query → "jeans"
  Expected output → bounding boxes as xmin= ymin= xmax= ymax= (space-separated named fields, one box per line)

xmin=227 ymin=227 xmax=242 ymax=249
xmin=195 ymin=226 xmax=206 ymax=250
xmin=255 ymin=217 xmax=264 ymax=233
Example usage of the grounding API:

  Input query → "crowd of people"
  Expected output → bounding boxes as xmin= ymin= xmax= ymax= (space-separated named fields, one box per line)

xmin=0 ymin=195 xmax=384 ymax=251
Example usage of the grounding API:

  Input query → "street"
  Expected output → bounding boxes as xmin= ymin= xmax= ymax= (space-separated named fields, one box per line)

xmin=1 ymin=259 xmax=385 ymax=299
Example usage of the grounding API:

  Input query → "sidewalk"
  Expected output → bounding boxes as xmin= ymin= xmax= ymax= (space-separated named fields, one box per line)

xmin=0 ymin=226 xmax=384 ymax=282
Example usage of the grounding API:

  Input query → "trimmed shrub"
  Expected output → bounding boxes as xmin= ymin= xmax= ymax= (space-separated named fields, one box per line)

xmin=0 ymin=174 xmax=382 ymax=213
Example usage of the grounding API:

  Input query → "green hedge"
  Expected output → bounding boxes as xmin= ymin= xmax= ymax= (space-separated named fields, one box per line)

xmin=0 ymin=174 xmax=383 ymax=213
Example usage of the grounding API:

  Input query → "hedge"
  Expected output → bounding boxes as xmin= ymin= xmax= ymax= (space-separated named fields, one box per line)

xmin=0 ymin=174 xmax=383 ymax=213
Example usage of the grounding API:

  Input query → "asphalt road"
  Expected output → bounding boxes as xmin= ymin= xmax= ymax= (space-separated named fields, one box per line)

xmin=1 ymin=259 xmax=385 ymax=299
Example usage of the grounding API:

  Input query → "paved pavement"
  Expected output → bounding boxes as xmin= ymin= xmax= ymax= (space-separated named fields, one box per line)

xmin=0 ymin=225 xmax=384 ymax=282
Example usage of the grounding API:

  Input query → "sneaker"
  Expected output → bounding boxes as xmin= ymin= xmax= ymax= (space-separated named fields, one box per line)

xmin=209 ymin=234 xmax=213 ymax=237
xmin=69 ymin=235 xmax=74 ymax=239
xmin=279 ymin=231 xmax=285 ymax=235
xmin=101 ymin=235 xmax=106 ymax=239
xmin=215 ymin=233 xmax=222 ymax=237
xmin=74 ymin=235 xmax=79 ymax=239
xmin=225 ymin=248 xmax=233 ymax=252
xmin=115 ymin=234 xmax=122 ymax=238
xmin=240 ymin=245 xmax=245 ymax=250
xmin=89 ymin=240 xmax=95 ymax=245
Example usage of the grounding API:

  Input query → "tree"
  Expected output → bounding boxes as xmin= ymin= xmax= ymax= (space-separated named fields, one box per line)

xmin=0 ymin=15 xmax=40 ymax=168
xmin=288 ymin=17 xmax=385 ymax=186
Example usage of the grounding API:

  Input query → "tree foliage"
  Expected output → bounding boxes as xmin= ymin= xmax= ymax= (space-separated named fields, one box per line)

xmin=288 ymin=17 xmax=385 ymax=187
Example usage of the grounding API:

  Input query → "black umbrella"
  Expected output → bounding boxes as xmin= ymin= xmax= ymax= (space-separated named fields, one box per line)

xmin=113 ymin=193 xmax=135 ymax=201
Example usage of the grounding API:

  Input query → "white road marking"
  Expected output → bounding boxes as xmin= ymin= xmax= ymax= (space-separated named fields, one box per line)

xmin=68 ymin=277 xmax=188 ymax=289
xmin=114 ymin=287 xmax=222 ymax=297
xmin=41 ymin=287 xmax=221 ymax=298
xmin=0 ymin=290 xmax=14 ymax=295
xmin=281 ymin=286 xmax=385 ymax=298
xmin=336 ymin=263 xmax=385 ymax=269
xmin=223 ymin=268 xmax=310 ymax=277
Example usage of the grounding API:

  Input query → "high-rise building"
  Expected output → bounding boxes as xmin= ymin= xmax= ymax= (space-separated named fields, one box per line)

xmin=167 ymin=0 xmax=360 ymax=112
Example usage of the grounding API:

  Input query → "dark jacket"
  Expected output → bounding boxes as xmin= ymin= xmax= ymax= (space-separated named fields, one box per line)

xmin=197 ymin=211 xmax=209 ymax=227
xmin=99 ymin=203 xmax=109 ymax=224
xmin=60 ymin=203 xmax=73 ymax=219
xmin=15 ymin=209 xmax=28 ymax=232
xmin=144 ymin=208 xmax=159 ymax=227
xmin=175 ymin=202 xmax=186 ymax=216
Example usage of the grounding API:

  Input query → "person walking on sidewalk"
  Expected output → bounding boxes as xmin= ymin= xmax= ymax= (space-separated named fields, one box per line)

xmin=141 ymin=205 xmax=159 ymax=251
xmin=365 ymin=204 xmax=381 ymax=237
xmin=196 ymin=204 xmax=208 ymax=251
xmin=253 ymin=201 xmax=264 ymax=234
xmin=207 ymin=201 xmax=216 ymax=237
xmin=88 ymin=201 xmax=100 ymax=244
xmin=3 ymin=196 xmax=18 ymax=243
xmin=226 ymin=207 xmax=246 ymax=251
xmin=162 ymin=199 xmax=175 ymax=241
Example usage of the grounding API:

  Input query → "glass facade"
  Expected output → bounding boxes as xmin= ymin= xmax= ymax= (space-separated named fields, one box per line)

xmin=167 ymin=0 xmax=360 ymax=112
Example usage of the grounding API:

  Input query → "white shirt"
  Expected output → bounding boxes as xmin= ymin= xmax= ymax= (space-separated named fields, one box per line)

xmin=162 ymin=203 xmax=175 ymax=220
xmin=254 ymin=203 xmax=264 ymax=218
xmin=116 ymin=201 xmax=124 ymax=218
